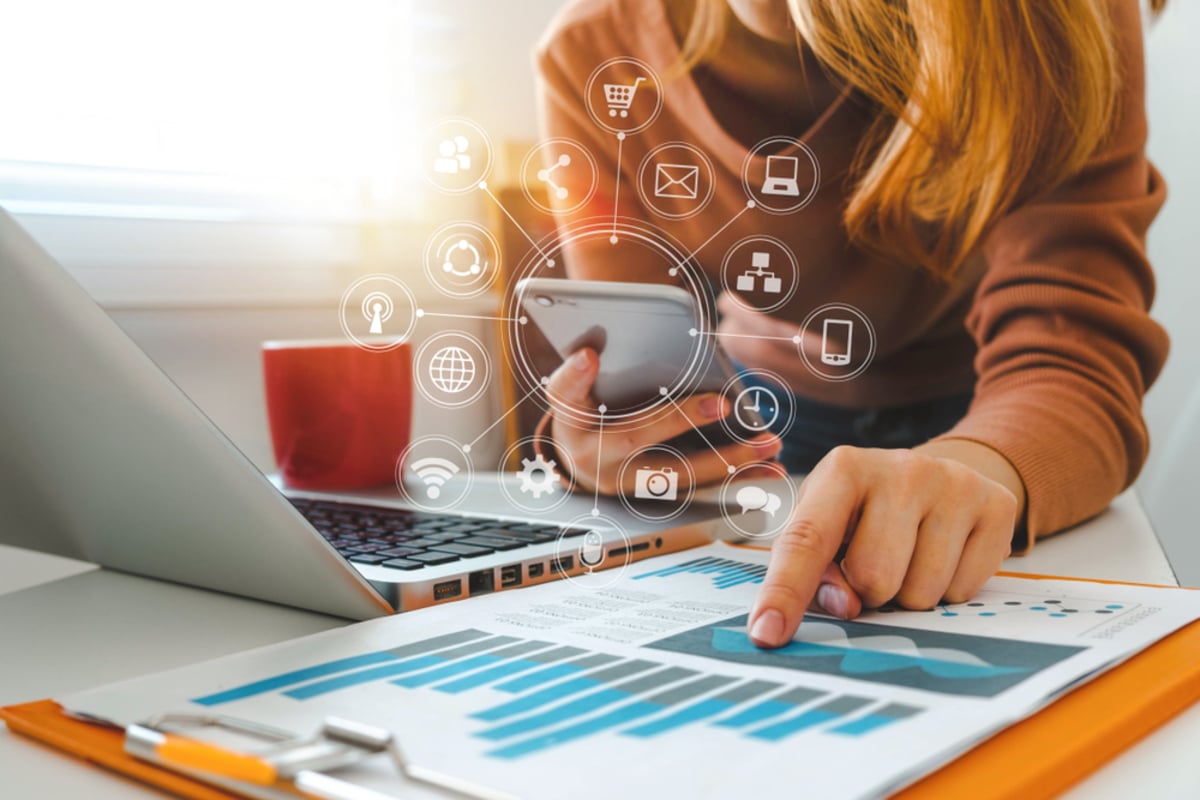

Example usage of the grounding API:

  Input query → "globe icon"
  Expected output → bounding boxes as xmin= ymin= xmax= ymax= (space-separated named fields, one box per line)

xmin=429 ymin=346 xmax=476 ymax=394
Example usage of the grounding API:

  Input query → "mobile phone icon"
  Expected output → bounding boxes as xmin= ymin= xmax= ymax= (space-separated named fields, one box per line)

xmin=821 ymin=319 xmax=854 ymax=366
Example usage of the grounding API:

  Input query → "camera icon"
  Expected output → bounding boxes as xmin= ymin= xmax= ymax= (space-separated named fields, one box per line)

xmin=634 ymin=466 xmax=679 ymax=502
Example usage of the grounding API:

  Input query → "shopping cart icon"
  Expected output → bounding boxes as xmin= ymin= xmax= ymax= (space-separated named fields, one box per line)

xmin=603 ymin=76 xmax=646 ymax=118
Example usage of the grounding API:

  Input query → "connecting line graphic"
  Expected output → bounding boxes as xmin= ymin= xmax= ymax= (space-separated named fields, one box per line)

xmin=662 ymin=392 xmax=734 ymax=472
xmin=592 ymin=409 xmax=606 ymax=516
xmin=611 ymin=133 xmax=626 ymax=242
xmin=479 ymin=182 xmax=556 ymax=268
xmin=691 ymin=329 xmax=802 ymax=345
xmin=463 ymin=380 xmax=546 ymax=454
xmin=679 ymin=201 xmax=756 ymax=265
xmin=417 ymin=309 xmax=527 ymax=324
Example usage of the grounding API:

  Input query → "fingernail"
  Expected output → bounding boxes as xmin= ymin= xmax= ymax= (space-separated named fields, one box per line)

xmin=749 ymin=608 xmax=784 ymax=645
xmin=570 ymin=350 xmax=591 ymax=371
xmin=699 ymin=395 xmax=727 ymax=419
xmin=817 ymin=584 xmax=850 ymax=619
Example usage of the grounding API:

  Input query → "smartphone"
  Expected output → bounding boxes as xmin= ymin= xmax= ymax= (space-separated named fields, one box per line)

xmin=516 ymin=278 xmax=770 ymax=449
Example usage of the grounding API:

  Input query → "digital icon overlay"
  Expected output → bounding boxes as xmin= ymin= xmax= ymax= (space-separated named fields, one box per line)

xmin=720 ymin=462 xmax=796 ymax=539
xmin=721 ymin=369 xmax=795 ymax=444
xmin=743 ymin=136 xmax=820 ymax=214
xmin=498 ymin=437 xmax=577 ymax=513
xmin=618 ymin=446 xmax=696 ymax=523
xmin=415 ymin=331 xmax=491 ymax=408
xmin=424 ymin=118 xmax=492 ymax=194
xmin=637 ymin=142 xmax=715 ymax=219
xmin=338 ymin=274 xmax=417 ymax=352
xmin=798 ymin=303 xmax=876 ymax=382
xmin=584 ymin=57 xmax=662 ymax=135
xmin=398 ymin=435 xmax=473 ymax=511
xmin=520 ymin=139 xmax=599 ymax=215
xmin=721 ymin=235 xmax=799 ymax=314
xmin=423 ymin=222 xmax=500 ymax=299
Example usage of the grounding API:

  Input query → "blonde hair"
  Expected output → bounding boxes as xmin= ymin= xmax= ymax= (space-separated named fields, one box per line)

xmin=678 ymin=0 xmax=1166 ymax=278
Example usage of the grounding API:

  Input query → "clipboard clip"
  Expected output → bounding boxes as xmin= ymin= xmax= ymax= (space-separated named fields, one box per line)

xmin=125 ymin=712 xmax=516 ymax=800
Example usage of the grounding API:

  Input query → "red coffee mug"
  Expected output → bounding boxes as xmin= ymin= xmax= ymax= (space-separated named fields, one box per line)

xmin=262 ymin=339 xmax=412 ymax=490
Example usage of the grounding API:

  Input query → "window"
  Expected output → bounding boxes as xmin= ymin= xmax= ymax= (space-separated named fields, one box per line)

xmin=0 ymin=0 xmax=429 ymax=305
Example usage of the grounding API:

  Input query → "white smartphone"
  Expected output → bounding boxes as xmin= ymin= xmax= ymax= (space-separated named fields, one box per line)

xmin=516 ymin=278 xmax=768 ymax=446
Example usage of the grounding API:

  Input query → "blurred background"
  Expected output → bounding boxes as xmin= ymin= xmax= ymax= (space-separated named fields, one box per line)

xmin=0 ymin=0 xmax=1195 ymax=582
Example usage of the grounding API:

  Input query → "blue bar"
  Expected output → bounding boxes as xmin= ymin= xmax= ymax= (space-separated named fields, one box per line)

xmin=472 ymin=677 xmax=602 ymax=721
xmin=623 ymin=698 xmax=735 ymax=737
xmin=192 ymin=652 xmax=396 ymax=706
xmin=829 ymin=713 xmax=900 ymax=736
xmin=476 ymin=688 xmax=631 ymax=740
xmin=487 ymin=701 xmax=663 ymax=760
xmin=632 ymin=557 xmax=717 ymax=580
xmin=434 ymin=658 xmax=544 ymax=694
xmin=749 ymin=710 xmax=839 ymax=741
xmin=712 ymin=700 xmax=794 ymax=729
xmin=494 ymin=663 xmax=582 ymax=694
xmin=283 ymin=655 xmax=444 ymax=699
xmin=391 ymin=654 xmax=500 ymax=688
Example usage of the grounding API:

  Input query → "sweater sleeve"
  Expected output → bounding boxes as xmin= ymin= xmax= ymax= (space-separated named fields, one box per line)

xmin=934 ymin=0 xmax=1169 ymax=546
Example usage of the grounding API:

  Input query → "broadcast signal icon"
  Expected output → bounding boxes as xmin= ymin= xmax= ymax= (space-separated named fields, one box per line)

xmin=362 ymin=291 xmax=394 ymax=335
xmin=410 ymin=456 xmax=460 ymax=500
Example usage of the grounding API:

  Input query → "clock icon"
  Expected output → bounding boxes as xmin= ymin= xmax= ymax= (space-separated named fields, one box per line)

xmin=734 ymin=386 xmax=779 ymax=431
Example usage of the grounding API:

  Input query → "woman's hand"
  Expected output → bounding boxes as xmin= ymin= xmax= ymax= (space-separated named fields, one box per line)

xmin=748 ymin=442 xmax=1023 ymax=648
xmin=544 ymin=348 xmax=782 ymax=495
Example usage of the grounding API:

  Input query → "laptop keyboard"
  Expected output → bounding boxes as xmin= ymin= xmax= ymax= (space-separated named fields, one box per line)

xmin=289 ymin=498 xmax=586 ymax=571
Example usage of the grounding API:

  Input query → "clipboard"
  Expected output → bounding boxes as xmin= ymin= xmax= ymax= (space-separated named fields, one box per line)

xmin=3 ymin=573 xmax=1199 ymax=800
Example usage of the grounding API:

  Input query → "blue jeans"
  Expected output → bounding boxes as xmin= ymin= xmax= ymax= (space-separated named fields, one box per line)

xmin=736 ymin=370 xmax=974 ymax=474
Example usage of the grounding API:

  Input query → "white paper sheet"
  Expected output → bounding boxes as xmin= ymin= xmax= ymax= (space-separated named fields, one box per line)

xmin=62 ymin=543 xmax=1200 ymax=800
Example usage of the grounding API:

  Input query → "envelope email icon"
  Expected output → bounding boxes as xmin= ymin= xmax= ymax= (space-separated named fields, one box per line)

xmin=654 ymin=163 xmax=700 ymax=200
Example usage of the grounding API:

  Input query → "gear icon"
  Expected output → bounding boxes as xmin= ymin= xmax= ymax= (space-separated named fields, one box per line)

xmin=517 ymin=454 xmax=559 ymax=499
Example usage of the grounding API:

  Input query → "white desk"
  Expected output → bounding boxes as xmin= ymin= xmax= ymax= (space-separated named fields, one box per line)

xmin=1 ymin=490 xmax=1196 ymax=799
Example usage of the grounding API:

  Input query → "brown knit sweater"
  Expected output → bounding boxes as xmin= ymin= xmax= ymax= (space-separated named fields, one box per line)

xmin=533 ymin=0 xmax=1168 ymax=543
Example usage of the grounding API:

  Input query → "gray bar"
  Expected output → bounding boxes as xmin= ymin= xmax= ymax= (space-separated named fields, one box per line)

xmin=565 ymin=653 xmax=621 ymax=671
xmin=611 ymin=666 xmax=698 ymax=696
xmin=646 ymin=674 xmax=737 ymax=706
xmin=527 ymin=646 xmax=586 ymax=665
xmin=386 ymin=629 xmax=489 ymax=658
xmin=585 ymin=659 xmax=663 ymax=686
xmin=872 ymin=703 xmax=923 ymax=720
xmin=815 ymin=695 xmax=874 ymax=716
xmin=777 ymin=686 xmax=828 ymax=706
xmin=422 ymin=635 xmax=520 ymax=662
xmin=485 ymin=640 xmax=553 ymax=660
xmin=714 ymin=680 xmax=783 ymax=704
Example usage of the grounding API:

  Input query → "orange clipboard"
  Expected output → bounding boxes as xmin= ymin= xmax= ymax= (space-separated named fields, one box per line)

xmin=3 ymin=574 xmax=1199 ymax=800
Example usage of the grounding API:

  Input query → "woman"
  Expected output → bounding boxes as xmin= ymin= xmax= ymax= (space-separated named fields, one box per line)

xmin=533 ymin=0 xmax=1168 ymax=648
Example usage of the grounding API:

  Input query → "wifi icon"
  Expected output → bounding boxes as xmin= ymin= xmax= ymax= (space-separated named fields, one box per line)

xmin=410 ymin=456 xmax=461 ymax=500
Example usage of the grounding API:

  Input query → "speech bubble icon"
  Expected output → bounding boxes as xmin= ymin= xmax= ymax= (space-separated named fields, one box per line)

xmin=736 ymin=485 xmax=783 ymax=517
xmin=736 ymin=485 xmax=767 ymax=514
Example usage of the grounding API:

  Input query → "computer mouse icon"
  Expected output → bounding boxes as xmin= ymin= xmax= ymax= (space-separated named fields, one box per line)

xmin=579 ymin=530 xmax=604 ymax=571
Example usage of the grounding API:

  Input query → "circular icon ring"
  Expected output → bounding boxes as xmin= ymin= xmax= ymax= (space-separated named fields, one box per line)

xmin=720 ymin=235 xmax=799 ymax=315
xmin=498 ymin=436 xmax=577 ymax=514
xmin=520 ymin=139 xmax=599 ymax=216
xmin=797 ymin=303 xmax=877 ymax=382
xmin=425 ymin=117 xmax=493 ymax=194
xmin=616 ymin=445 xmax=696 ymax=523
xmin=553 ymin=513 xmax=634 ymax=592
xmin=423 ymin=222 xmax=500 ymax=299
xmin=720 ymin=368 xmax=796 ymax=444
xmin=396 ymin=435 xmax=474 ymax=511
xmin=415 ymin=331 xmax=491 ymax=408
xmin=636 ymin=141 xmax=715 ymax=220
xmin=720 ymin=462 xmax=796 ymax=540
xmin=338 ymin=274 xmax=417 ymax=352
xmin=742 ymin=136 xmax=820 ymax=215
xmin=584 ymin=57 xmax=663 ymax=136
xmin=506 ymin=218 xmax=717 ymax=430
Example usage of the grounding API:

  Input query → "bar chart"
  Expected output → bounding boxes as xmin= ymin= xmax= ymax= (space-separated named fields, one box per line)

xmin=633 ymin=556 xmax=767 ymax=589
xmin=190 ymin=627 xmax=925 ymax=760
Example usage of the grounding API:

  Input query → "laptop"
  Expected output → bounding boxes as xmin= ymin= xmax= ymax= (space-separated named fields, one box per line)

xmin=761 ymin=155 xmax=800 ymax=196
xmin=0 ymin=209 xmax=726 ymax=620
